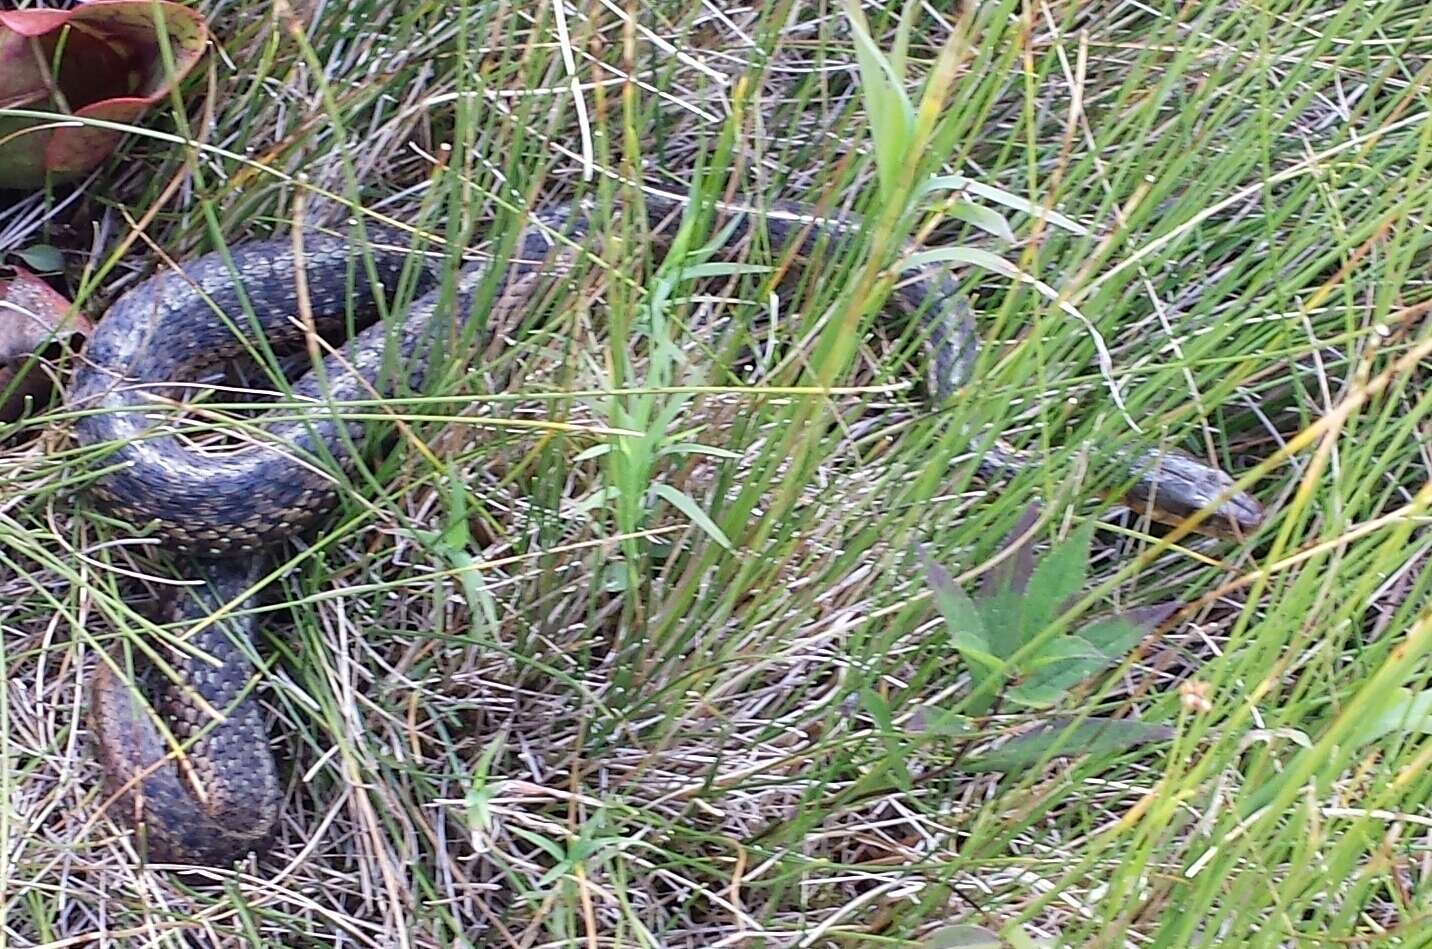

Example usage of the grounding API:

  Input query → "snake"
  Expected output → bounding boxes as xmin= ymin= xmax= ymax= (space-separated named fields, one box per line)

xmin=67 ymin=191 xmax=1265 ymax=865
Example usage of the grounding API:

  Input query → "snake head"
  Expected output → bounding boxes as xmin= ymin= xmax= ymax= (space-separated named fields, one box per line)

xmin=1119 ymin=447 xmax=1266 ymax=540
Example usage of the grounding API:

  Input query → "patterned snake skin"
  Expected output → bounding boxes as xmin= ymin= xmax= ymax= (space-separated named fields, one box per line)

xmin=69 ymin=192 xmax=1264 ymax=864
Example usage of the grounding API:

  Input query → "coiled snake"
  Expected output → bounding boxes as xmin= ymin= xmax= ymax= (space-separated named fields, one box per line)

xmin=69 ymin=192 xmax=1264 ymax=865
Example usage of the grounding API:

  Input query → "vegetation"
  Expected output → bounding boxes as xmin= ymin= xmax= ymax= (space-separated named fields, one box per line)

xmin=1 ymin=0 xmax=1429 ymax=945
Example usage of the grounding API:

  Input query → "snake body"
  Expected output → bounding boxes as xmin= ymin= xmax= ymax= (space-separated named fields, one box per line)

xmin=70 ymin=193 xmax=1262 ymax=864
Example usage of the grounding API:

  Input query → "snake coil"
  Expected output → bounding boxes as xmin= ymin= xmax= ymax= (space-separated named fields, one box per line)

xmin=70 ymin=193 xmax=1262 ymax=864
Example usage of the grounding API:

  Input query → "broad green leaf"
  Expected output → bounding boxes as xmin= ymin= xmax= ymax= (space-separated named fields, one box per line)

xmin=905 ymin=706 xmax=975 ymax=737
xmin=598 ymin=561 xmax=629 ymax=593
xmin=14 ymin=244 xmax=63 ymax=273
xmin=1021 ymin=635 xmax=1106 ymax=670
xmin=980 ymin=503 xmax=1042 ymax=598
xmin=1074 ymin=602 xmax=1178 ymax=670
xmin=1350 ymin=688 xmax=1432 ymax=747
xmin=1015 ymin=522 xmax=1093 ymax=648
xmin=921 ymin=551 xmax=987 ymax=644
xmin=1007 ymin=636 xmax=1113 ymax=708
xmin=1003 ymin=681 xmax=1065 ymax=709
xmin=1076 ymin=619 xmax=1143 ymax=663
xmin=957 ymin=717 xmax=1174 ymax=773
xmin=919 ymin=548 xmax=1002 ymax=681
xmin=978 ymin=587 xmax=1025 ymax=661
xmin=951 ymin=628 xmax=1004 ymax=677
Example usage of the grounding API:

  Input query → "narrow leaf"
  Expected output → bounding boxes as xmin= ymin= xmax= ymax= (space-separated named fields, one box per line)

xmin=957 ymin=717 xmax=1174 ymax=773
xmin=679 ymin=262 xmax=774 ymax=279
xmin=900 ymin=247 xmax=1080 ymax=316
xmin=924 ymin=925 xmax=1003 ymax=949
xmin=862 ymin=687 xmax=895 ymax=731
xmin=945 ymin=199 xmax=1016 ymax=244
xmin=573 ymin=443 xmax=612 ymax=462
xmin=890 ymin=0 xmax=918 ymax=80
xmin=861 ymin=688 xmax=913 ymax=792
xmin=465 ymin=733 xmax=508 ymax=834
xmin=650 ymin=483 xmax=733 ymax=550
xmin=844 ymin=0 xmax=915 ymax=202
xmin=571 ymin=486 xmax=618 ymax=516
xmin=920 ymin=173 xmax=1089 ymax=235
xmin=657 ymin=442 xmax=742 ymax=460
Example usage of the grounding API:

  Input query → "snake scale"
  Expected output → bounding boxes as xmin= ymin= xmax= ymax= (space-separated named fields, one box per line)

xmin=68 ymin=192 xmax=1264 ymax=865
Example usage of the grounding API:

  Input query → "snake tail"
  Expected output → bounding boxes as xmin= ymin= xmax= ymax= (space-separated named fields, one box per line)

xmin=90 ymin=559 xmax=276 ymax=864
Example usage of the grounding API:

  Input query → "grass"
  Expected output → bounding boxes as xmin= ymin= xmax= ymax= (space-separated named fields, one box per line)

xmin=1 ymin=0 xmax=1431 ymax=946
